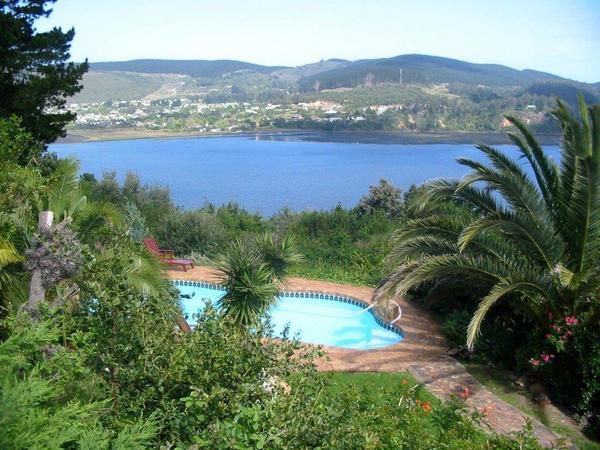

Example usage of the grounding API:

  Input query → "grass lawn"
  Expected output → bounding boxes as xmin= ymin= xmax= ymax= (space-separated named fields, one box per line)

xmin=327 ymin=371 xmax=438 ymax=405
xmin=464 ymin=361 xmax=600 ymax=450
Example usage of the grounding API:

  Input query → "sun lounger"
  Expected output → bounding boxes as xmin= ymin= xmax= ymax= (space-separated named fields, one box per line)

xmin=143 ymin=237 xmax=194 ymax=271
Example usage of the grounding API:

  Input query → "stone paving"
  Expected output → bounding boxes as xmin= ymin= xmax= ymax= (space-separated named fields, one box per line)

xmin=408 ymin=357 xmax=563 ymax=448
xmin=167 ymin=266 xmax=564 ymax=448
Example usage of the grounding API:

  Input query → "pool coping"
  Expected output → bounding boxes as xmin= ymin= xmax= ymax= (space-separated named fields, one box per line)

xmin=172 ymin=279 xmax=405 ymax=342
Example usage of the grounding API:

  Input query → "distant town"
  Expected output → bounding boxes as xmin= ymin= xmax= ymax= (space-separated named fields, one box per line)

xmin=60 ymin=55 xmax=599 ymax=139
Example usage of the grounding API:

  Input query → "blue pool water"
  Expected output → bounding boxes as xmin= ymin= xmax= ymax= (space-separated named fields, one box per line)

xmin=176 ymin=283 xmax=403 ymax=350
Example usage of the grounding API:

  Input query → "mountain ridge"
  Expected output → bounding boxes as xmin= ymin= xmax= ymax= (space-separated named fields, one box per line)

xmin=88 ymin=54 xmax=596 ymax=86
xmin=297 ymin=54 xmax=573 ymax=90
xmin=90 ymin=59 xmax=285 ymax=78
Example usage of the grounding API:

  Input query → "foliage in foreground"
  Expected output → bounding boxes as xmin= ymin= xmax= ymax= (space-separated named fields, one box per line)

xmin=1 ymin=311 xmax=546 ymax=449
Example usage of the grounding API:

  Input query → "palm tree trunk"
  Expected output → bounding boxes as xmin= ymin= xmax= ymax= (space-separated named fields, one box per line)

xmin=177 ymin=313 xmax=192 ymax=333
xmin=23 ymin=211 xmax=53 ymax=316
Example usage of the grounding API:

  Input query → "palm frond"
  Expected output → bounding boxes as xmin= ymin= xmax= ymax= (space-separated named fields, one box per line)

xmin=253 ymin=232 xmax=303 ymax=281
xmin=505 ymin=114 xmax=559 ymax=204
xmin=74 ymin=202 xmax=124 ymax=245
xmin=466 ymin=278 xmax=550 ymax=349
xmin=46 ymin=158 xmax=82 ymax=220
xmin=124 ymin=250 xmax=167 ymax=298
xmin=0 ymin=240 xmax=21 ymax=268
xmin=457 ymin=157 xmax=548 ymax=220
xmin=375 ymin=253 xmax=510 ymax=306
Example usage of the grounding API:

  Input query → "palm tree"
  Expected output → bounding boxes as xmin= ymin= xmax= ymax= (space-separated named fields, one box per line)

xmin=253 ymin=231 xmax=303 ymax=283
xmin=216 ymin=238 xmax=278 ymax=327
xmin=375 ymin=97 xmax=600 ymax=349
xmin=1 ymin=157 xmax=166 ymax=317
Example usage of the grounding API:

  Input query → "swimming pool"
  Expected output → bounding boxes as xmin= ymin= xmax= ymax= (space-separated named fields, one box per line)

xmin=174 ymin=281 xmax=403 ymax=350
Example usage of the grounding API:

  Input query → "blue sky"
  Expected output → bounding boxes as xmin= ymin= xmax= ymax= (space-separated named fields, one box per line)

xmin=39 ymin=0 xmax=600 ymax=82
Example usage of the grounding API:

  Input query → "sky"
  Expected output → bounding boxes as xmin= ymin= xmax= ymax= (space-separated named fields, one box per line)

xmin=38 ymin=0 xmax=600 ymax=83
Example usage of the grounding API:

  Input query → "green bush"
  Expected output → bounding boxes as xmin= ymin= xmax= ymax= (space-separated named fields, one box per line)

xmin=0 ymin=320 xmax=158 ymax=449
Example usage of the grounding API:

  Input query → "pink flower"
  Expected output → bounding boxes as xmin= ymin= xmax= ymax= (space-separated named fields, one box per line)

xmin=530 ymin=358 xmax=541 ymax=367
xmin=565 ymin=330 xmax=574 ymax=338
xmin=548 ymin=312 xmax=554 ymax=321
xmin=540 ymin=353 xmax=555 ymax=363
xmin=552 ymin=324 xmax=562 ymax=333
xmin=565 ymin=316 xmax=578 ymax=326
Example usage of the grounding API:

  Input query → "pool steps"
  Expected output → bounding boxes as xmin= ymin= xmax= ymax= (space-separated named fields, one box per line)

xmin=172 ymin=280 xmax=404 ymax=338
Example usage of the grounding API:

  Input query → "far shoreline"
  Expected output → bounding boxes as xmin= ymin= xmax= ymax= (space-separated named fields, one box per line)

xmin=57 ymin=128 xmax=562 ymax=146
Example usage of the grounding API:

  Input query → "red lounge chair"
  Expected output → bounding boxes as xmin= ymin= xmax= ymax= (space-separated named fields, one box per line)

xmin=143 ymin=237 xmax=194 ymax=272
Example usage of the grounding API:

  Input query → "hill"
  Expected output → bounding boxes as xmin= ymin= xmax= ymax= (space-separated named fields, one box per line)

xmin=69 ymin=71 xmax=182 ymax=103
xmin=271 ymin=59 xmax=351 ymax=82
xmin=90 ymin=59 xmax=285 ymax=78
xmin=519 ymin=82 xmax=599 ymax=106
xmin=298 ymin=54 xmax=566 ymax=91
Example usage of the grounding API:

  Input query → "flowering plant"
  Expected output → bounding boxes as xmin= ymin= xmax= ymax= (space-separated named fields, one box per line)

xmin=529 ymin=313 xmax=578 ymax=368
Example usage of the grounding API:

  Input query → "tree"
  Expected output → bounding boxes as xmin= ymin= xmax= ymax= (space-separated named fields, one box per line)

xmin=0 ymin=0 xmax=88 ymax=144
xmin=216 ymin=232 xmax=302 ymax=327
xmin=357 ymin=178 xmax=403 ymax=218
xmin=0 ymin=116 xmax=44 ymax=166
xmin=253 ymin=231 xmax=303 ymax=282
xmin=216 ymin=238 xmax=278 ymax=327
xmin=376 ymin=97 xmax=600 ymax=350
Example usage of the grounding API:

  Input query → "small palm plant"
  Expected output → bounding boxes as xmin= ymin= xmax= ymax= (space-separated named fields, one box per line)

xmin=375 ymin=97 xmax=600 ymax=349
xmin=216 ymin=238 xmax=278 ymax=327
xmin=253 ymin=231 xmax=303 ymax=282
xmin=216 ymin=232 xmax=302 ymax=328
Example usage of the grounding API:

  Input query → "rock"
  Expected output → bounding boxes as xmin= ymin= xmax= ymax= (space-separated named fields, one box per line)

xmin=464 ymin=350 xmax=476 ymax=360
xmin=514 ymin=375 xmax=529 ymax=389
xmin=529 ymin=383 xmax=547 ymax=395
xmin=533 ymin=392 xmax=551 ymax=405
xmin=446 ymin=347 xmax=463 ymax=357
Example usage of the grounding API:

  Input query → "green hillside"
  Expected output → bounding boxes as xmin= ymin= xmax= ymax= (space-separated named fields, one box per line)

xmin=90 ymin=59 xmax=285 ymax=78
xmin=272 ymin=59 xmax=351 ymax=82
xmin=69 ymin=71 xmax=176 ymax=103
xmin=298 ymin=54 xmax=564 ymax=91
xmin=519 ymin=81 xmax=599 ymax=106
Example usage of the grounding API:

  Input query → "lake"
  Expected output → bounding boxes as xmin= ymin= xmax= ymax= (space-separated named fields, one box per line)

xmin=52 ymin=134 xmax=560 ymax=216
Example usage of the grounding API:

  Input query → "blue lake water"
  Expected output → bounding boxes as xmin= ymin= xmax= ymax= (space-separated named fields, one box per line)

xmin=52 ymin=135 xmax=560 ymax=216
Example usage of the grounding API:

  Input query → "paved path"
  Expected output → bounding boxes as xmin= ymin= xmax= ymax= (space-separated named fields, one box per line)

xmin=167 ymin=266 xmax=563 ymax=448
xmin=408 ymin=358 xmax=563 ymax=448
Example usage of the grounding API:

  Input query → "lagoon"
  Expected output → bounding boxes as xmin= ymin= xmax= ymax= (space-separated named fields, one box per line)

xmin=52 ymin=134 xmax=559 ymax=216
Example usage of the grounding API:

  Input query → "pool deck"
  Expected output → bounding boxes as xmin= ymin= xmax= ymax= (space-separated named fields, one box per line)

xmin=166 ymin=266 xmax=563 ymax=447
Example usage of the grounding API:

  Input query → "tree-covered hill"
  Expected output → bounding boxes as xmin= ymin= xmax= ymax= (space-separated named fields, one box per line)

xmin=271 ymin=58 xmax=351 ymax=82
xmin=65 ymin=54 xmax=599 ymax=135
xmin=519 ymin=81 xmax=599 ymax=106
xmin=298 ymin=54 xmax=568 ymax=91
